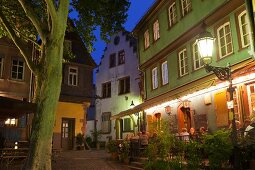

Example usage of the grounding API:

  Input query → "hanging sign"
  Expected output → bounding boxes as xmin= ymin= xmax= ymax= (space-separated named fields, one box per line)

xmin=227 ymin=100 xmax=234 ymax=109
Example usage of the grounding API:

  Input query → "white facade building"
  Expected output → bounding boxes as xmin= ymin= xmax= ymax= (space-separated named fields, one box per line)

xmin=95 ymin=31 xmax=141 ymax=141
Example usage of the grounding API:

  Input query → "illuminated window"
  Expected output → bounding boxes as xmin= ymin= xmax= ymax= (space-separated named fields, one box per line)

xmin=68 ymin=66 xmax=78 ymax=86
xmin=118 ymin=50 xmax=125 ymax=65
xmin=152 ymin=67 xmax=158 ymax=90
xmin=0 ymin=56 xmax=3 ymax=78
xmin=144 ymin=29 xmax=150 ymax=49
xmin=161 ymin=61 xmax=168 ymax=85
xmin=192 ymin=42 xmax=204 ymax=70
xmin=178 ymin=48 xmax=188 ymax=76
xmin=238 ymin=10 xmax=250 ymax=48
xmin=109 ymin=53 xmax=116 ymax=68
xmin=123 ymin=117 xmax=133 ymax=132
xmin=11 ymin=59 xmax=24 ymax=80
xmin=101 ymin=112 xmax=111 ymax=133
xmin=180 ymin=0 xmax=192 ymax=17
xmin=102 ymin=82 xmax=111 ymax=98
xmin=153 ymin=20 xmax=160 ymax=41
xmin=168 ymin=2 xmax=177 ymax=27
xmin=118 ymin=76 xmax=130 ymax=95
xmin=217 ymin=22 xmax=233 ymax=58
xmin=5 ymin=118 xmax=17 ymax=126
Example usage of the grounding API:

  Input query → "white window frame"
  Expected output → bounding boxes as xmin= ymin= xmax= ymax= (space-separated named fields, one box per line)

xmin=238 ymin=10 xmax=250 ymax=48
xmin=161 ymin=61 xmax=169 ymax=85
xmin=11 ymin=58 xmax=24 ymax=80
xmin=168 ymin=2 xmax=177 ymax=27
xmin=68 ymin=66 xmax=78 ymax=86
xmin=152 ymin=67 xmax=158 ymax=90
xmin=181 ymin=0 xmax=192 ymax=17
xmin=144 ymin=29 xmax=150 ymax=49
xmin=192 ymin=42 xmax=204 ymax=70
xmin=217 ymin=22 xmax=233 ymax=59
xmin=178 ymin=49 xmax=188 ymax=77
xmin=153 ymin=20 xmax=160 ymax=41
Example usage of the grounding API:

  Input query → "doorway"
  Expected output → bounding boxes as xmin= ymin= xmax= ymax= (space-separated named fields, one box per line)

xmin=61 ymin=118 xmax=75 ymax=150
xmin=178 ymin=105 xmax=192 ymax=132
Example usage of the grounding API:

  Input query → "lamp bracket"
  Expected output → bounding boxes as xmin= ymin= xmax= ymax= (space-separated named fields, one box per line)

xmin=204 ymin=64 xmax=231 ymax=81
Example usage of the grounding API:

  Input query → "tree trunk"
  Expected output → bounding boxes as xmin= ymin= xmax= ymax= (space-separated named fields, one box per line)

xmin=23 ymin=36 xmax=64 ymax=169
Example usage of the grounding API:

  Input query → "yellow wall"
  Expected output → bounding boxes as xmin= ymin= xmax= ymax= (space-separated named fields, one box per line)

xmin=54 ymin=101 xmax=86 ymax=136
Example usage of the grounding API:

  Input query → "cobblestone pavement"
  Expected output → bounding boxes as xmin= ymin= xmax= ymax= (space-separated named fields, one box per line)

xmin=52 ymin=149 xmax=131 ymax=170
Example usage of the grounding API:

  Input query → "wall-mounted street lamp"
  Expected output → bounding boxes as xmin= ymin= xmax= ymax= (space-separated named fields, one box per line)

xmin=196 ymin=31 xmax=239 ymax=169
xmin=130 ymin=100 xmax=135 ymax=109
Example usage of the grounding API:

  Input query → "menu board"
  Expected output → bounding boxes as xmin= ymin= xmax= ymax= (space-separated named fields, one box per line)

xmin=194 ymin=114 xmax=208 ymax=130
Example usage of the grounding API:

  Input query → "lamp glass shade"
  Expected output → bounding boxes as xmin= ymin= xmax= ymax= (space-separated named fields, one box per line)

xmin=197 ymin=32 xmax=214 ymax=61
xmin=130 ymin=100 xmax=135 ymax=109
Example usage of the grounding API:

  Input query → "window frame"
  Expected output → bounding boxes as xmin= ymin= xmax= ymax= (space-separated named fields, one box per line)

xmin=144 ymin=29 xmax=150 ymax=49
xmin=101 ymin=112 xmax=111 ymax=134
xmin=102 ymin=81 xmax=111 ymax=98
xmin=237 ymin=10 xmax=250 ymax=49
xmin=123 ymin=117 xmax=133 ymax=132
xmin=118 ymin=76 xmax=130 ymax=95
xmin=153 ymin=19 xmax=160 ymax=41
xmin=161 ymin=61 xmax=169 ymax=86
xmin=68 ymin=66 xmax=78 ymax=86
xmin=109 ymin=53 xmax=116 ymax=68
xmin=168 ymin=2 xmax=177 ymax=28
xmin=118 ymin=50 xmax=125 ymax=65
xmin=178 ymin=48 xmax=188 ymax=77
xmin=216 ymin=21 xmax=233 ymax=59
xmin=180 ymin=0 xmax=192 ymax=17
xmin=192 ymin=42 xmax=204 ymax=70
xmin=152 ymin=67 xmax=158 ymax=90
xmin=11 ymin=58 xmax=25 ymax=81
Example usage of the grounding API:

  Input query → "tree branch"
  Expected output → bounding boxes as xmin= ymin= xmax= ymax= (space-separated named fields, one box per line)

xmin=0 ymin=10 xmax=38 ymax=74
xmin=18 ymin=0 xmax=48 ymax=43
xmin=45 ymin=0 xmax=57 ymax=24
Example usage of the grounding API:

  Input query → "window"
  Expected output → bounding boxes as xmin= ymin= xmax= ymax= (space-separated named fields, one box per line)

xmin=118 ymin=50 xmax=125 ymax=65
xmin=178 ymin=48 xmax=188 ymax=76
xmin=11 ymin=59 xmax=24 ymax=80
xmin=5 ymin=118 xmax=18 ymax=126
xmin=0 ymin=56 xmax=3 ymax=78
xmin=153 ymin=20 xmax=160 ymax=41
xmin=118 ymin=76 xmax=130 ymax=95
xmin=62 ymin=121 xmax=69 ymax=138
xmin=152 ymin=67 xmax=158 ymax=90
xmin=168 ymin=2 xmax=177 ymax=28
xmin=161 ymin=61 xmax=168 ymax=85
xmin=247 ymin=84 xmax=255 ymax=117
xmin=180 ymin=0 xmax=192 ymax=17
xmin=123 ymin=117 xmax=133 ymax=132
xmin=238 ymin=10 xmax=250 ymax=48
xmin=102 ymin=82 xmax=111 ymax=98
xmin=192 ymin=42 xmax=204 ymax=70
xmin=68 ymin=66 xmax=78 ymax=86
xmin=217 ymin=22 xmax=233 ymax=58
xmin=144 ymin=29 xmax=150 ymax=49
xmin=109 ymin=53 xmax=116 ymax=68
xmin=101 ymin=112 xmax=111 ymax=133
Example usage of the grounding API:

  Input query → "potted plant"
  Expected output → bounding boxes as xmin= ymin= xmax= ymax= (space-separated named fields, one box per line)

xmin=119 ymin=141 xmax=130 ymax=164
xmin=76 ymin=133 xmax=84 ymax=150
xmin=91 ymin=129 xmax=102 ymax=150
xmin=107 ymin=140 xmax=118 ymax=160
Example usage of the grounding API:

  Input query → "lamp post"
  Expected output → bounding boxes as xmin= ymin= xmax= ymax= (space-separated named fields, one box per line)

xmin=197 ymin=31 xmax=240 ymax=169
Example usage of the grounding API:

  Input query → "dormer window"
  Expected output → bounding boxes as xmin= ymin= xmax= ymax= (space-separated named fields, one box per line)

xmin=68 ymin=66 xmax=78 ymax=86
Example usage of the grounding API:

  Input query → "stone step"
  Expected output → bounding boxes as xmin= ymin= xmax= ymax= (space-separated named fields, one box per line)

xmin=130 ymin=161 xmax=144 ymax=168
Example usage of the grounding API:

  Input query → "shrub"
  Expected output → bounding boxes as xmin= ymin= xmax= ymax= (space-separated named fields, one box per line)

xmin=203 ymin=130 xmax=233 ymax=169
xmin=106 ymin=140 xmax=118 ymax=153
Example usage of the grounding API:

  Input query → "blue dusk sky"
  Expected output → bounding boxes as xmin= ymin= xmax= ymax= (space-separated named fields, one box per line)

xmin=90 ymin=0 xmax=155 ymax=65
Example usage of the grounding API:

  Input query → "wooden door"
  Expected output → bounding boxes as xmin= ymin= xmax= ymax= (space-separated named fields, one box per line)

xmin=61 ymin=118 xmax=75 ymax=150
xmin=214 ymin=90 xmax=228 ymax=127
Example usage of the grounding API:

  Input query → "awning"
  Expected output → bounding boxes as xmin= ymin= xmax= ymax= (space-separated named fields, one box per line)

xmin=111 ymin=77 xmax=216 ymax=120
xmin=0 ymin=96 xmax=36 ymax=120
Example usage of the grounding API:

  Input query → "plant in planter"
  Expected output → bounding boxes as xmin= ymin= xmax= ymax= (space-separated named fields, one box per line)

xmin=91 ymin=129 xmax=102 ymax=150
xmin=119 ymin=141 xmax=130 ymax=164
xmin=106 ymin=140 xmax=118 ymax=160
xmin=76 ymin=133 xmax=84 ymax=150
